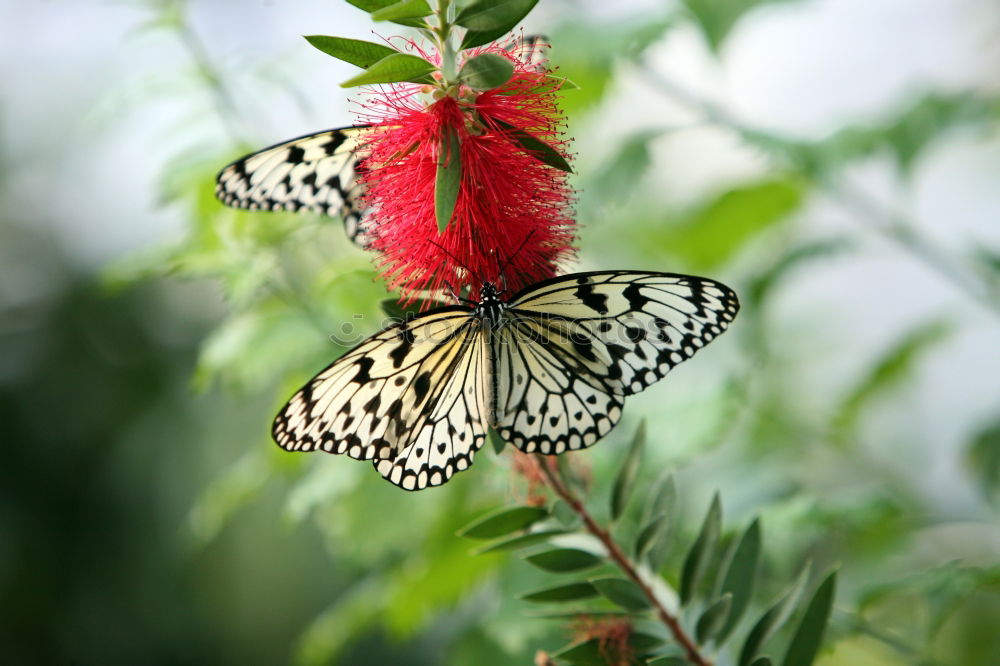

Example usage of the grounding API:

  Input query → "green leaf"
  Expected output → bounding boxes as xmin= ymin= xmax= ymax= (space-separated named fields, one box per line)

xmin=645 ymin=658 xmax=690 ymax=666
xmin=967 ymin=418 xmax=1000 ymax=505
xmin=554 ymin=633 xmax=665 ymax=665
xmin=492 ymin=119 xmax=572 ymax=172
xmin=340 ymin=53 xmax=436 ymax=87
xmin=834 ymin=318 xmax=953 ymax=439
xmin=714 ymin=519 xmax=762 ymax=642
xmin=590 ymin=576 xmax=651 ymax=611
xmin=345 ymin=0 xmax=428 ymax=26
xmin=455 ymin=0 xmax=539 ymax=33
xmin=488 ymin=427 xmax=507 ymax=455
xmin=345 ymin=0 xmax=396 ymax=10
xmin=611 ymin=421 xmax=646 ymax=521
xmin=370 ymin=0 xmax=431 ymax=21
xmin=552 ymin=499 xmax=581 ymax=528
xmin=435 ymin=124 xmax=462 ymax=233
xmin=553 ymin=638 xmax=613 ymax=666
xmin=519 ymin=581 xmax=599 ymax=603
xmin=780 ymin=571 xmax=838 ymax=666
xmin=458 ymin=53 xmax=515 ymax=90
xmin=635 ymin=472 xmax=677 ymax=566
xmin=739 ymin=563 xmax=812 ymax=666
xmin=749 ymin=659 xmax=773 ymax=666
xmin=473 ymin=528 xmax=570 ymax=554
xmin=696 ymin=593 xmax=732 ymax=644
xmin=303 ymin=35 xmax=398 ymax=69
xmin=524 ymin=548 xmax=603 ymax=573
xmin=458 ymin=505 xmax=548 ymax=539
xmin=655 ymin=179 xmax=805 ymax=270
xmin=680 ymin=492 xmax=722 ymax=605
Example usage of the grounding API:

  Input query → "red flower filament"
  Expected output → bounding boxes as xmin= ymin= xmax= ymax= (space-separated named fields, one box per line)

xmin=356 ymin=41 xmax=576 ymax=301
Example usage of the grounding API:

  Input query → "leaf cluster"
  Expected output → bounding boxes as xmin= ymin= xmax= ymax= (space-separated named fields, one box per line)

xmin=458 ymin=425 xmax=839 ymax=665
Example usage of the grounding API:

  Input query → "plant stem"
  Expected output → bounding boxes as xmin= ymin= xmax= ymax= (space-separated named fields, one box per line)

xmin=638 ymin=63 xmax=1000 ymax=316
xmin=434 ymin=0 xmax=457 ymax=84
xmin=534 ymin=455 xmax=713 ymax=666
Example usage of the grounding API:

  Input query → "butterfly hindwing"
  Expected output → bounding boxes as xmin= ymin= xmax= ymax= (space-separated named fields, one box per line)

xmin=493 ymin=271 xmax=739 ymax=454
xmin=273 ymin=308 xmax=491 ymax=490
xmin=215 ymin=126 xmax=371 ymax=246
xmin=493 ymin=318 xmax=624 ymax=455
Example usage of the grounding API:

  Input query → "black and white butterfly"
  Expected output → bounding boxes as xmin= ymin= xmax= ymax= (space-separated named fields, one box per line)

xmin=214 ymin=36 xmax=551 ymax=248
xmin=215 ymin=125 xmax=374 ymax=246
xmin=273 ymin=271 xmax=739 ymax=490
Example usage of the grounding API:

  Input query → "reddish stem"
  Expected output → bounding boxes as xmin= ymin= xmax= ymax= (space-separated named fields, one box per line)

xmin=535 ymin=456 xmax=712 ymax=666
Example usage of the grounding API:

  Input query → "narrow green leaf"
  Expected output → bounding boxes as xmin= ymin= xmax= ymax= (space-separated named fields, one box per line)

xmin=630 ymin=633 xmax=667 ymax=653
xmin=590 ymin=576 xmax=651 ymax=611
xmin=524 ymin=548 xmax=603 ymax=573
xmin=528 ymin=610 xmax=629 ymax=620
xmin=519 ymin=581 xmax=599 ymax=603
xmin=739 ymin=563 xmax=813 ymax=666
xmin=553 ymin=638 xmax=609 ymax=666
xmin=345 ymin=0 xmax=396 ymax=10
xmin=967 ymin=418 xmax=1000 ymax=505
xmin=680 ymin=492 xmax=722 ymax=605
xmin=488 ymin=427 xmax=506 ymax=455
xmin=646 ymin=657 xmax=689 ymax=665
xmin=458 ymin=505 xmax=548 ymax=539
xmin=345 ymin=0 xmax=427 ymax=26
xmin=749 ymin=658 xmax=773 ymax=666
xmin=696 ymin=593 xmax=732 ymax=644
xmin=834 ymin=319 xmax=953 ymax=437
xmin=435 ymin=124 xmax=462 ymax=233
xmin=458 ymin=53 xmax=515 ymax=90
xmin=455 ymin=0 xmax=539 ymax=32
xmin=780 ymin=571 xmax=838 ymax=666
xmin=473 ymin=528 xmax=569 ymax=554
xmin=611 ymin=421 xmax=646 ymax=521
xmin=551 ymin=499 xmax=581 ymax=528
xmin=654 ymin=179 xmax=805 ymax=270
xmin=370 ymin=0 xmax=431 ymax=21
xmin=340 ymin=53 xmax=436 ymax=87
xmin=635 ymin=472 xmax=677 ymax=566
xmin=554 ymin=633 xmax=665 ymax=665
xmin=304 ymin=35 xmax=397 ymax=69
xmin=493 ymin=119 xmax=572 ymax=172
xmin=714 ymin=519 xmax=762 ymax=643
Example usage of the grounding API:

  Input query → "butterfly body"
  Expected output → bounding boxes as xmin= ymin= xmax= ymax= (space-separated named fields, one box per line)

xmin=273 ymin=271 xmax=739 ymax=490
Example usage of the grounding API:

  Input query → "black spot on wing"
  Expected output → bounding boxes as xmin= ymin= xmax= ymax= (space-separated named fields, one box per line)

xmin=574 ymin=280 xmax=609 ymax=314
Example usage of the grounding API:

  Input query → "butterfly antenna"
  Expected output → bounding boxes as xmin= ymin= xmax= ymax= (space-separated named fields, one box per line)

xmin=427 ymin=239 xmax=480 ymax=302
xmin=495 ymin=230 xmax=537 ymax=290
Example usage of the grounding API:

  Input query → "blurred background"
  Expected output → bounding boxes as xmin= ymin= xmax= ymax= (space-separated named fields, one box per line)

xmin=2 ymin=0 xmax=999 ymax=664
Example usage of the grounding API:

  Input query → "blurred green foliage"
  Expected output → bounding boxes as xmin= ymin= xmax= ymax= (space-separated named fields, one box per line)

xmin=3 ymin=0 xmax=1000 ymax=664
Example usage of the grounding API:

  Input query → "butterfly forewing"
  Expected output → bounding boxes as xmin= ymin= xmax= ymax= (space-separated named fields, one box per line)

xmin=273 ymin=307 xmax=492 ymax=490
xmin=506 ymin=271 xmax=740 ymax=395
xmin=492 ymin=272 xmax=739 ymax=454
xmin=215 ymin=126 xmax=371 ymax=246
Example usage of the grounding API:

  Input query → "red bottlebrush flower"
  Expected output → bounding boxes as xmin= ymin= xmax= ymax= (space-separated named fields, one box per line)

xmin=356 ymin=38 xmax=575 ymax=301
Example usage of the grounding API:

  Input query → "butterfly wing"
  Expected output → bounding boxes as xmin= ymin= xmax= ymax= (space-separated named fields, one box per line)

xmin=273 ymin=307 xmax=492 ymax=490
xmin=492 ymin=318 xmax=625 ymax=455
xmin=493 ymin=271 xmax=739 ymax=454
xmin=215 ymin=126 xmax=372 ymax=246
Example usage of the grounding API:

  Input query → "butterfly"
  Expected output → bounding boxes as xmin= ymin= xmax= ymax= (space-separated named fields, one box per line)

xmin=214 ymin=36 xmax=552 ymax=248
xmin=273 ymin=271 xmax=739 ymax=490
